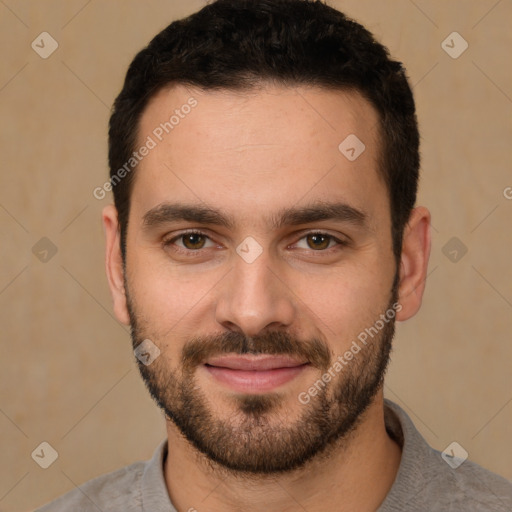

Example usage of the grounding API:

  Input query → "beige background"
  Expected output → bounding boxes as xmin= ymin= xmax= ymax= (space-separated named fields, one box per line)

xmin=0 ymin=0 xmax=511 ymax=510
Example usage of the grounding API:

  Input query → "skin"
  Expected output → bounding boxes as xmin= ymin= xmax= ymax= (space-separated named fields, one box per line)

xmin=103 ymin=84 xmax=431 ymax=511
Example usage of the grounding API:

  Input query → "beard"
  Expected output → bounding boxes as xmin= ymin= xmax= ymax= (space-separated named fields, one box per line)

xmin=126 ymin=276 xmax=399 ymax=476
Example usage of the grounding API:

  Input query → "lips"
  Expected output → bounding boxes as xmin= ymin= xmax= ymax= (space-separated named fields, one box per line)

xmin=205 ymin=354 xmax=308 ymax=371
xmin=203 ymin=355 xmax=310 ymax=393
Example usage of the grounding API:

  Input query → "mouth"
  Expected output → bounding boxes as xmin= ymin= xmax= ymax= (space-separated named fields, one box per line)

xmin=203 ymin=354 xmax=310 ymax=393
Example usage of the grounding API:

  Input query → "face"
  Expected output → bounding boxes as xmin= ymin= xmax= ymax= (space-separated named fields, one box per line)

xmin=110 ymin=84 xmax=407 ymax=474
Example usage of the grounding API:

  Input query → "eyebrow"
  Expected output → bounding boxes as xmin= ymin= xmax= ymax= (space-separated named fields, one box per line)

xmin=142 ymin=200 xmax=368 ymax=231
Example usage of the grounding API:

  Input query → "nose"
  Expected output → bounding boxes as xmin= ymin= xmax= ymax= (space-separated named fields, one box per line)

xmin=214 ymin=248 xmax=296 ymax=338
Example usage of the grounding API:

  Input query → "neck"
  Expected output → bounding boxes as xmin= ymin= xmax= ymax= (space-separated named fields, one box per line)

xmin=163 ymin=393 xmax=402 ymax=512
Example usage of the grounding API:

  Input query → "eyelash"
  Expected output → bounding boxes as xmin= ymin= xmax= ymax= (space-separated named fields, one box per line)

xmin=162 ymin=229 xmax=349 ymax=256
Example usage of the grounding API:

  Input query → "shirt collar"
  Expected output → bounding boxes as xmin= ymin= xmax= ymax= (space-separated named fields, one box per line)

xmin=141 ymin=437 xmax=177 ymax=511
xmin=140 ymin=399 xmax=427 ymax=511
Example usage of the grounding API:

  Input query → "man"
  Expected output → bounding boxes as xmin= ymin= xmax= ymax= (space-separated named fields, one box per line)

xmin=37 ymin=0 xmax=512 ymax=510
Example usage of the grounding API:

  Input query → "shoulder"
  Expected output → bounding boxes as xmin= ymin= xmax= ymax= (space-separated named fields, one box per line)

xmin=431 ymin=454 xmax=512 ymax=511
xmin=408 ymin=454 xmax=512 ymax=511
xmin=381 ymin=400 xmax=512 ymax=511
xmin=35 ymin=461 xmax=145 ymax=512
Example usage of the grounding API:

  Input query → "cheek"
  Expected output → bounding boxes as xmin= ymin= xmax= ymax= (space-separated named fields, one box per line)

xmin=126 ymin=248 xmax=226 ymax=328
xmin=288 ymin=262 xmax=393 ymax=339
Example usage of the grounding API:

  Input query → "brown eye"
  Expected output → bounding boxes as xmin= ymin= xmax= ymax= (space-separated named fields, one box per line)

xmin=181 ymin=233 xmax=207 ymax=250
xmin=306 ymin=233 xmax=332 ymax=250
xmin=163 ymin=230 xmax=216 ymax=254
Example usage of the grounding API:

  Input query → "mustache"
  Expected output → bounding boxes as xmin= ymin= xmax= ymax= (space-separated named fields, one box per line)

xmin=181 ymin=330 xmax=331 ymax=372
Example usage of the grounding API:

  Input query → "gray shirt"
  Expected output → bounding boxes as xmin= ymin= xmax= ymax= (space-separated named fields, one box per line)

xmin=36 ymin=399 xmax=512 ymax=511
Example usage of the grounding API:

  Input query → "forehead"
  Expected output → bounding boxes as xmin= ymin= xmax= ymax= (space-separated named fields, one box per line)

xmin=132 ymin=83 xmax=386 ymax=228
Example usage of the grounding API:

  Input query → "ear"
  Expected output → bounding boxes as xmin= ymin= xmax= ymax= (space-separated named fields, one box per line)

xmin=396 ymin=206 xmax=431 ymax=322
xmin=102 ymin=205 xmax=130 ymax=325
